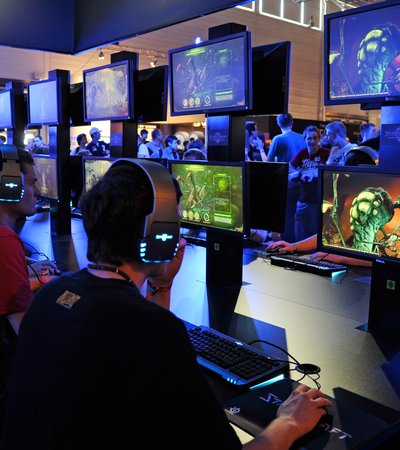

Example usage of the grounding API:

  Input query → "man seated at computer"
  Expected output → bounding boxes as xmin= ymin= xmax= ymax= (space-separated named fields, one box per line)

xmin=2 ymin=159 xmax=332 ymax=450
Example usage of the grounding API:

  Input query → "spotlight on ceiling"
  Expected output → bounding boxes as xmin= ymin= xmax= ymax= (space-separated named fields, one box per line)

xmin=194 ymin=36 xmax=202 ymax=44
xmin=98 ymin=50 xmax=105 ymax=60
xmin=150 ymin=56 xmax=157 ymax=67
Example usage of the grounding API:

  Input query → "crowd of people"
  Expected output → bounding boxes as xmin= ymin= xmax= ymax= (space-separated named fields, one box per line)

xmin=137 ymin=128 xmax=207 ymax=160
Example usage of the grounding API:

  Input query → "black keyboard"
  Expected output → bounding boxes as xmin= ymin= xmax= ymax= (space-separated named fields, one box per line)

xmin=185 ymin=323 xmax=289 ymax=387
xmin=270 ymin=253 xmax=348 ymax=276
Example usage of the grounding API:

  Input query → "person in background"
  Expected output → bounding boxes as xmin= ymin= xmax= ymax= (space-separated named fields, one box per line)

xmin=162 ymin=135 xmax=180 ymax=160
xmin=70 ymin=133 xmax=91 ymax=156
xmin=359 ymin=123 xmax=377 ymax=145
xmin=86 ymin=127 xmax=110 ymax=157
xmin=24 ymin=139 xmax=35 ymax=154
xmin=146 ymin=128 xmax=164 ymax=158
xmin=324 ymin=121 xmax=357 ymax=166
xmin=0 ymin=136 xmax=6 ymax=145
xmin=31 ymin=135 xmax=49 ymax=155
xmin=139 ymin=128 xmax=149 ymax=145
xmin=244 ymin=121 xmax=258 ymax=161
xmin=267 ymin=114 xmax=305 ymax=243
xmin=137 ymin=140 xmax=150 ymax=158
xmin=289 ymin=126 xmax=330 ymax=241
xmin=249 ymin=131 xmax=269 ymax=161
xmin=1 ymin=159 xmax=331 ymax=450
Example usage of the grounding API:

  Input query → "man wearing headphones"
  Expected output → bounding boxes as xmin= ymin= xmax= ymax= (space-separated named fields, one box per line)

xmin=2 ymin=160 xmax=331 ymax=450
xmin=0 ymin=148 xmax=40 ymax=335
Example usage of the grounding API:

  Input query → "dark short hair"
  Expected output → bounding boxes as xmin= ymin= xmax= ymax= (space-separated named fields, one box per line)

xmin=187 ymin=140 xmax=205 ymax=151
xmin=77 ymin=133 xmax=87 ymax=145
xmin=165 ymin=135 xmax=178 ymax=147
xmin=276 ymin=113 xmax=293 ymax=128
xmin=18 ymin=148 xmax=34 ymax=173
xmin=79 ymin=162 xmax=180 ymax=265
xmin=303 ymin=125 xmax=320 ymax=138
xmin=245 ymin=121 xmax=257 ymax=133
xmin=183 ymin=149 xmax=207 ymax=160
xmin=140 ymin=129 xmax=148 ymax=137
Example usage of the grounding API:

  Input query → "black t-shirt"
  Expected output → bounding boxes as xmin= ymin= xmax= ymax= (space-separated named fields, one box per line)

xmin=1 ymin=270 xmax=241 ymax=450
xmin=86 ymin=140 xmax=109 ymax=157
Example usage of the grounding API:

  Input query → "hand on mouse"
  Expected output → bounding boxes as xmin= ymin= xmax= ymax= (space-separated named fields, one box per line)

xmin=266 ymin=240 xmax=296 ymax=253
xmin=28 ymin=260 xmax=59 ymax=277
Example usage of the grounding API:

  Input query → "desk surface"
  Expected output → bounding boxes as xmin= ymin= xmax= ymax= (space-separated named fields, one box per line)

xmin=171 ymin=244 xmax=399 ymax=410
xmin=21 ymin=215 xmax=400 ymax=444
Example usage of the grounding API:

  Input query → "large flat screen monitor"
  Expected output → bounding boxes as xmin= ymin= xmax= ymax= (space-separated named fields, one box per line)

xmin=244 ymin=161 xmax=289 ymax=234
xmin=83 ymin=59 xmax=136 ymax=122
xmin=317 ymin=165 xmax=400 ymax=262
xmin=169 ymin=31 xmax=252 ymax=116
xmin=83 ymin=156 xmax=115 ymax=192
xmin=324 ymin=0 xmax=400 ymax=108
xmin=27 ymin=79 xmax=61 ymax=126
xmin=170 ymin=161 xmax=244 ymax=235
xmin=248 ymin=41 xmax=291 ymax=115
xmin=135 ymin=66 xmax=168 ymax=123
xmin=33 ymin=155 xmax=59 ymax=200
xmin=0 ymin=89 xmax=15 ymax=129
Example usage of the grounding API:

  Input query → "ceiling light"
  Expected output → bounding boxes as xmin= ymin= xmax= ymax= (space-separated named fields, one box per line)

xmin=307 ymin=16 xmax=315 ymax=28
xmin=150 ymin=56 xmax=157 ymax=67
xmin=98 ymin=50 xmax=105 ymax=60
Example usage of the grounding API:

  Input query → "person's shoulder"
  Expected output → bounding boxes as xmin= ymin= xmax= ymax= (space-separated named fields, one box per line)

xmin=0 ymin=224 xmax=18 ymax=238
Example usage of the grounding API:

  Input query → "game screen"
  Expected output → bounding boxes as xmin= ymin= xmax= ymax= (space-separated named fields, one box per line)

xmin=326 ymin=1 xmax=400 ymax=105
xmin=28 ymin=80 xmax=59 ymax=125
xmin=318 ymin=167 xmax=400 ymax=261
xmin=83 ymin=157 xmax=115 ymax=192
xmin=169 ymin=32 xmax=251 ymax=115
xmin=170 ymin=162 xmax=244 ymax=234
xmin=33 ymin=155 xmax=58 ymax=200
xmin=83 ymin=61 xmax=131 ymax=121
xmin=0 ymin=90 xmax=13 ymax=129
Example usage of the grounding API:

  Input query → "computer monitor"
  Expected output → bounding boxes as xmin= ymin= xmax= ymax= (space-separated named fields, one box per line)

xmin=33 ymin=155 xmax=59 ymax=200
xmin=27 ymin=79 xmax=61 ymax=126
xmin=0 ymin=89 xmax=15 ymax=129
xmin=244 ymin=161 xmax=289 ymax=234
xmin=324 ymin=0 xmax=400 ymax=109
xmin=83 ymin=156 xmax=115 ymax=192
xmin=317 ymin=165 xmax=400 ymax=262
xmin=170 ymin=161 xmax=244 ymax=235
xmin=135 ymin=65 xmax=168 ymax=123
xmin=83 ymin=59 xmax=136 ymax=122
xmin=169 ymin=31 xmax=252 ymax=116
xmin=248 ymin=41 xmax=291 ymax=115
xmin=69 ymin=82 xmax=85 ymax=126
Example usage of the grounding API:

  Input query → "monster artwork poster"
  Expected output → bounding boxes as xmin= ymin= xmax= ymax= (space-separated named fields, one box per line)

xmin=328 ymin=3 xmax=400 ymax=102
xmin=84 ymin=158 xmax=114 ymax=192
xmin=33 ymin=156 xmax=58 ymax=200
xmin=171 ymin=163 xmax=244 ymax=234
xmin=320 ymin=170 xmax=400 ymax=261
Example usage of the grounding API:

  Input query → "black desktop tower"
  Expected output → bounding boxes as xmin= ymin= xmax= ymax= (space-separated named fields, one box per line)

xmin=368 ymin=258 xmax=400 ymax=337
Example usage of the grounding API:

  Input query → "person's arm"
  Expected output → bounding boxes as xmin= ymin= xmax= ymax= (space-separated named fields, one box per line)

xmin=146 ymin=238 xmax=186 ymax=309
xmin=248 ymin=229 xmax=269 ymax=244
xmin=29 ymin=274 xmax=57 ymax=292
xmin=267 ymin=235 xmax=318 ymax=253
xmin=244 ymin=384 xmax=332 ymax=450
xmin=309 ymin=252 xmax=372 ymax=267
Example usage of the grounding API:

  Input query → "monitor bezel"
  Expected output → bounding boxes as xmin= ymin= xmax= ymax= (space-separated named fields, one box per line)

xmin=247 ymin=41 xmax=291 ymax=116
xmin=168 ymin=31 xmax=253 ymax=117
xmin=27 ymin=78 xmax=62 ymax=127
xmin=244 ymin=161 xmax=289 ymax=235
xmin=317 ymin=164 xmax=400 ymax=263
xmin=324 ymin=0 xmax=400 ymax=108
xmin=32 ymin=154 xmax=59 ymax=201
xmin=170 ymin=160 xmax=245 ymax=236
xmin=82 ymin=59 xmax=136 ymax=122
xmin=0 ymin=89 xmax=15 ymax=129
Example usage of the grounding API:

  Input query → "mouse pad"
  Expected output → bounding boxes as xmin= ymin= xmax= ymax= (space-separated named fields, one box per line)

xmin=223 ymin=378 xmax=399 ymax=449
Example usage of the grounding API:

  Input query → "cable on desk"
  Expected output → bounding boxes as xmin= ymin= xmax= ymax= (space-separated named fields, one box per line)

xmin=247 ymin=339 xmax=322 ymax=390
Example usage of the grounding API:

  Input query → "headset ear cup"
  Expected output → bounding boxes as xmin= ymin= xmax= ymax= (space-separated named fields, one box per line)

xmin=0 ymin=145 xmax=24 ymax=202
xmin=110 ymin=158 xmax=181 ymax=262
